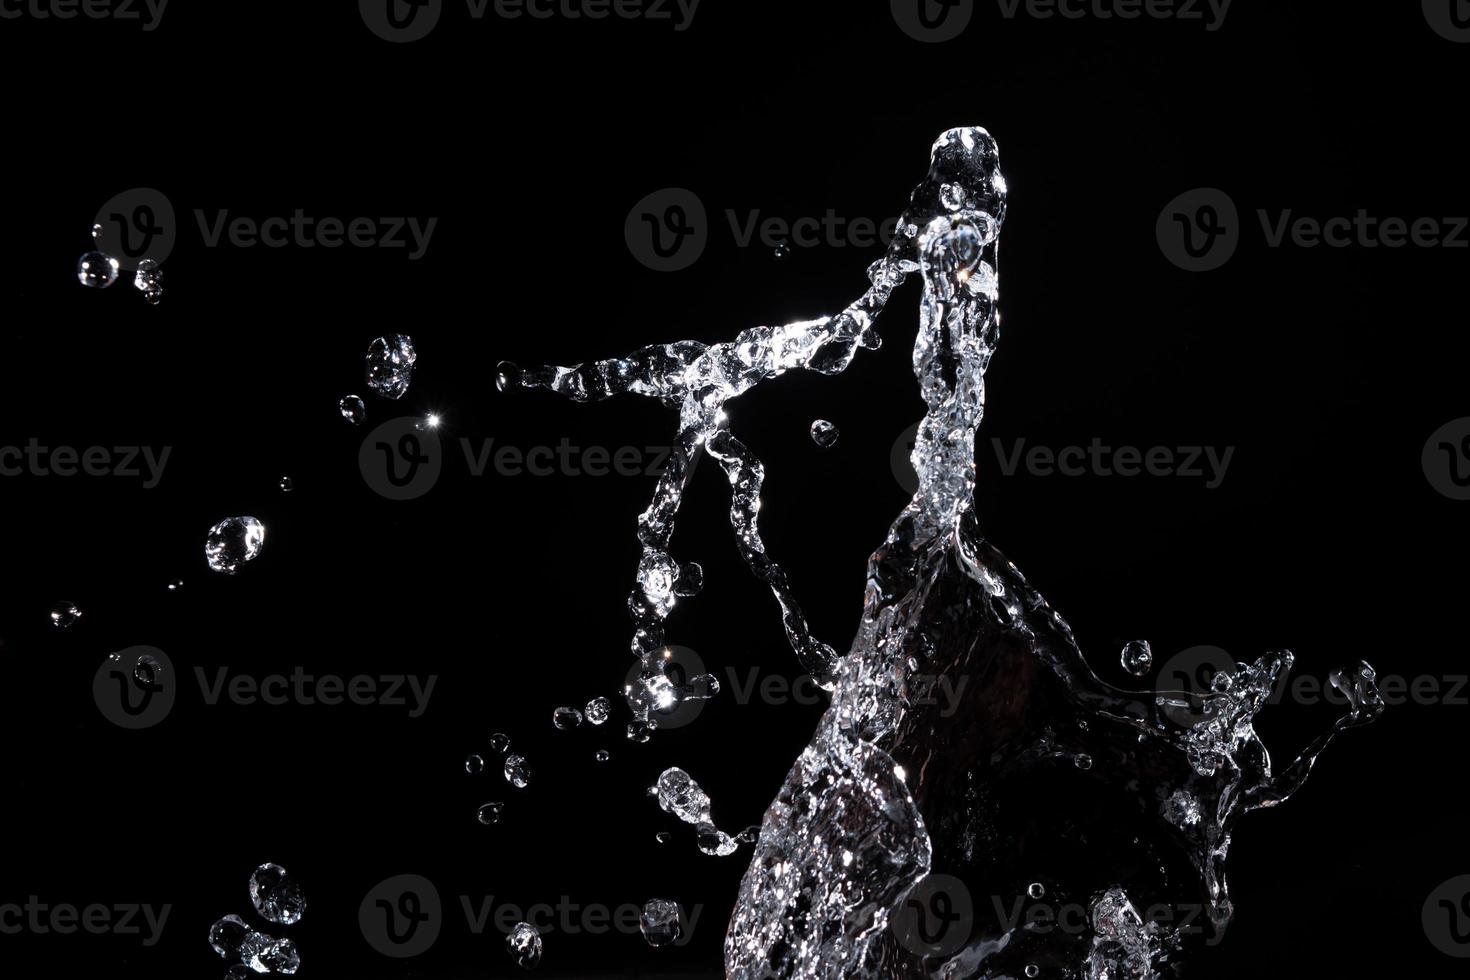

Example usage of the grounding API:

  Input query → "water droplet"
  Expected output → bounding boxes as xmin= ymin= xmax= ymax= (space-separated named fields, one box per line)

xmin=675 ymin=561 xmax=705 ymax=597
xmin=773 ymin=241 xmax=791 ymax=260
xmin=338 ymin=395 xmax=366 ymax=425
xmin=553 ymin=706 xmax=583 ymax=730
xmin=90 ymin=222 xmax=103 ymax=241
xmin=507 ymin=921 xmax=542 ymax=969
xmin=1120 ymin=640 xmax=1152 ymax=676
xmin=495 ymin=360 xmax=521 ymax=393
xmin=1211 ymin=670 xmax=1235 ymax=694
xmin=208 ymin=914 xmax=251 ymax=959
xmin=133 ymin=258 xmax=163 ymax=301
xmin=246 ymin=935 xmax=300 ymax=975
xmin=490 ymin=732 xmax=511 ymax=754
xmin=278 ymin=476 xmax=293 ymax=493
xmin=504 ymin=754 xmax=531 ymax=788
xmin=584 ymin=696 xmax=611 ymax=726
xmin=249 ymin=862 xmax=306 ymax=926
xmin=478 ymin=801 xmax=505 ymax=825
xmin=1025 ymin=964 xmax=1040 ymax=978
xmin=76 ymin=251 xmax=119 ymax=288
xmin=1028 ymin=882 xmax=1045 ymax=899
xmin=1074 ymin=753 xmax=1093 ymax=771
xmin=809 ymin=419 xmax=839 ymax=449
xmin=655 ymin=831 xmax=672 ymax=845
xmin=167 ymin=578 xmax=183 ymax=592
xmin=466 ymin=753 xmax=485 ymax=775
xmin=640 ymin=898 xmax=683 ymax=947
xmin=225 ymin=965 xmax=252 ymax=980
xmin=365 ymin=334 xmax=417 ymax=400
xmin=595 ymin=749 xmax=610 ymax=762
xmin=49 ymin=601 xmax=81 ymax=629
xmin=414 ymin=413 xmax=441 ymax=432
xmin=696 ymin=822 xmax=738 ymax=857
xmin=204 ymin=517 xmax=265 ymax=574
xmin=133 ymin=653 xmax=162 ymax=686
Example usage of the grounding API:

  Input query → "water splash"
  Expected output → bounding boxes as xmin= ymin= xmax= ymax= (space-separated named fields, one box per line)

xmin=507 ymin=128 xmax=1381 ymax=978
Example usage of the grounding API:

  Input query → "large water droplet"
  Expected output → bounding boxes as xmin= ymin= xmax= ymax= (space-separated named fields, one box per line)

xmin=640 ymin=898 xmax=683 ymax=947
xmin=478 ymin=801 xmax=505 ymax=825
xmin=507 ymin=921 xmax=542 ymax=969
xmin=205 ymin=517 xmax=265 ymax=574
xmin=365 ymin=334 xmax=417 ymax=400
xmin=1120 ymin=639 xmax=1152 ymax=676
xmin=208 ymin=914 xmax=251 ymax=959
xmin=504 ymin=754 xmax=531 ymax=788
xmin=552 ymin=706 xmax=583 ymax=730
xmin=133 ymin=258 xmax=163 ymax=304
xmin=339 ymin=395 xmax=366 ymax=425
xmin=490 ymin=732 xmax=511 ymax=754
xmin=809 ymin=419 xmax=839 ymax=449
xmin=249 ymin=862 xmax=306 ymax=926
xmin=76 ymin=251 xmax=119 ymax=288
xmin=585 ymin=696 xmax=610 ymax=725
xmin=466 ymin=753 xmax=485 ymax=775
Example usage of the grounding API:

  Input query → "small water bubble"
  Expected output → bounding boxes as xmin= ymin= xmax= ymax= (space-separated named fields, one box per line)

xmin=495 ymin=360 xmax=522 ymax=393
xmin=478 ymin=801 xmax=505 ymax=825
xmin=338 ymin=395 xmax=366 ymax=425
xmin=504 ymin=753 xmax=531 ymax=788
xmin=49 ymin=601 xmax=81 ymax=629
xmin=584 ymin=696 xmax=610 ymax=725
xmin=595 ymin=749 xmax=610 ymax=762
xmin=278 ymin=476 xmax=293 ymax=493
xmin=249 ymin=862 xmax=306 ymax=926
xmin=640 ymin=898 xmax=683 ymax=947
xmin=507 ymin=921 xmax=542 ymax=969
xmin=76 ymin=251 xmax=119 ymax=288
xmin=466 ymin=753 xmax=485 ymax=775
xmin=553 ymin=706 xmax=583 ymax=730
xmin=809 ymin=419 xmax=839 ymax=449
xmin=1074 ymin=753 xmax=1093 ymax=771
xmin=490 ymin=732 xmax=511 ymax=754
xmin=1120 ymin=640 xmax=1152 ymax=677
xmin=1025 ymin=965 xmax=1040 ymax=978
xmin=1027 ymin=882 xmax=1045 ymax=899
xmin=364 ymin=334 xmax=417 ymax=400
xmin=205 ymin=517 xmax=265 ymax=574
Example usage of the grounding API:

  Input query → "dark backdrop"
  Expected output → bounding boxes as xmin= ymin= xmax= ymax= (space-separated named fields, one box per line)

xmin=1 ymin=2 xmax=1465 ymax=977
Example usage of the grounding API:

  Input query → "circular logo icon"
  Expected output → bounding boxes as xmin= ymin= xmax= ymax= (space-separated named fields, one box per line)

xmin=625 ymin=188 xmax=707 ymax=272
xmin=1156 ymin=188 xmax=1239 ymax=272
xmin=359 ymin=418 xmax=442 ymax=500
xmin=892 ymin=873 xmax=974 ymax=957
xmin=891 ymin=0 xmax=974 ymax=43
xmin=1154 ymin=645 xmax=1239 ymax=727
xmin=1423 ymin=418 xmax=1470 ymax=500
xmin=92 ymin=188 xmax=177 ymax=271
xmin=360 ymin=874 xmax=442 ymax=957
xmin=360 ymin=0 xmax=442 ymax=42
xmin=891 ymin=421 xmax=921 ymax=496
xmin=93 ymin=645 xmax=175 ymax=729
xmin=1424 ymin=875 xmax=1470 ymax=957
xmin=624 ymin=644 xmax=709 ymax=731
xmin=1424 ymin=0 xmax=1470 ymax=42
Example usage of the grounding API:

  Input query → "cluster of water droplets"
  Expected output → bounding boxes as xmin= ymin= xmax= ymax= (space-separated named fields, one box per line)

xmin=207 ymin=863 xmax=306 ymax=976
xmin=77 ymin=223 xmax=164 ymax=303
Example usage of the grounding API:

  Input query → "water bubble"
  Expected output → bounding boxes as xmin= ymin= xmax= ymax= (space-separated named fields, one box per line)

xmin=208 ymin=914 xmax=251 ymax=959
xmin=76 ymin=251 xmax=119 ymax=288
xmin=249 ymin=862 xmax=306 ymax=926
xmin=1074 ymin=753 xmax=1093 ymax=771
xmin=1025 ymin=965 xmax=1040 ymax=978
xmin=584 ymin=696 xmax=610 ymax=725
xmin=504 ymin=754 xmax=531 ymax=788
xmin=466 ymin=753 xmax=485 ymax=775
xmin=595 ymin=749 xmax=611 ymax=762
xmin=1120 ymin=640 xmax=1152 ymax=676
xmin=552 ymin=706 xmax=583 ymax=730
xmin=49 ymin=601 xmax=81 ymax=629
xmin=338 ymin=395 xmax=366 ymax=425
xmin=809 ymin=419 xmax=839 ymax=449
xmin=507 ymin=921 xmax=542 ymax=969
xmin=478 ymin=801 xmax=505 ymax=825
xmin=204 ymin=517 xmax=265 ymax=574
xmin=365 ymin=334 xmax=417 ymax=400
xmin=1028 ymin=882 xmax=1045 ymax=899
xmin=490 ymin=732 xmax=511 ymax=754
xmin=278 ymin=476 xmax=293 ymax=493
xmin=640 ymin=898 xmax=683 ymax=947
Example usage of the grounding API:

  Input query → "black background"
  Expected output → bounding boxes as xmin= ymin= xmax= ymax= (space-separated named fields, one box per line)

xmin=1 ymin=1 xmax=1465 ymax=977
